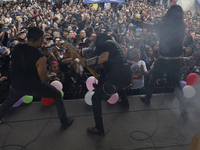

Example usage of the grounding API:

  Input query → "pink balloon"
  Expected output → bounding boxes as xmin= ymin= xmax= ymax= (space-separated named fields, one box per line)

xmin=13 ymin=97 xmax=23 ymax=107
xmin=107 ymin=93 xmax=119 ymax=104
xmin=86 ymin=76 xmax=98 ymax=91
xmin=50 ymin=81 xmax=63 ymax=91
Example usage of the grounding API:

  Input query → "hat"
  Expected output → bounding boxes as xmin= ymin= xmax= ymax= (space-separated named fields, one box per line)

xmin=10 ymin=42 xmax=18 ymax=48
xmin=135 ymin=14 xmax=140 ymax=19
xmin=45 ymin=26 xmax=52 ymax=32
xmin=63 ymin=14 xmax=68 ymax=18
xmin=69 ymin=30 xmax=74 ymax=33
xmin=63 ymin=28 xmax=69 ymax=32
xmin=187 ymin=44 xmax=195 ymax=51
xmin=50 ymin=61 xmax=59 ymax=66
xmin=41 ymin=45 xmax=51 ymax=51
xmin=72 ymin=20 xmax=78 ymax=25
xmin=16 ymin=16 xmax=20 ymax=20
xmin=17 ymin=30 xmax=26 ymax=36
xmin=74 ymin=34 xmax=82 ymax=40
xmin=99 ymin=22 xmax=104 ymax=25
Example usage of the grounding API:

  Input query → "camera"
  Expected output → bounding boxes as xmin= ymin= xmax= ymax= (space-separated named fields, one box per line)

xmin=8 ymin=24 xmax=13 ymax=29
xmin=46 ymin=37 xmax=53 ymax=41
xmin=79 ymin=42 xmax=88 ymax=47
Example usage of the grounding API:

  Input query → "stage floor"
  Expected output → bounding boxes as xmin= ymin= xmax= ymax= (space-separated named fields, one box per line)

xmin=0 ymin=93 xmax=200 ymax=150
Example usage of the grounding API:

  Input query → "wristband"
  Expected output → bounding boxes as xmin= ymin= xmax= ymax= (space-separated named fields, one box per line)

xmin=85 ymin=57 xmax=98 ymax=66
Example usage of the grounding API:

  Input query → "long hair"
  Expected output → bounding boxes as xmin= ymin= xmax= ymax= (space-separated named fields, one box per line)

xmin=158 ymin=5 xmax=185 ymax=48
xmin=94 ymin=33 xmax=112 ymax=55
xmin=184 ymin=34 xmax=194 ymax=47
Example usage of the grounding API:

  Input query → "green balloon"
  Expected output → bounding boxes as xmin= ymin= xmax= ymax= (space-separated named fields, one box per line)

xmin=61 ymin=91 xmax=64 ymax=97
xmin=23 ymin=95 xmax=33 ymax=104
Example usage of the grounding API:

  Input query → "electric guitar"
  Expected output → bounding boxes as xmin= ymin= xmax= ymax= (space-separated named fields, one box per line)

xmin=64 ymin=41 xmax=99 ymax=79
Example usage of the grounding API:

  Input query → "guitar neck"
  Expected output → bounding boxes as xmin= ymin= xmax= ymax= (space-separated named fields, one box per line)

xmin=64 ymin=42 xmax=99 ymax=79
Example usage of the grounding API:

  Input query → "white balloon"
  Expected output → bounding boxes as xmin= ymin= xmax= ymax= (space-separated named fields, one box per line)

xmin=84 ymin=91 xmax=94 ymax=105
xmin=183 ymin=85 xmax=196 ymax=98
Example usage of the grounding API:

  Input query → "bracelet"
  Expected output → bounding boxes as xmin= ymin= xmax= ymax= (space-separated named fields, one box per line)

xmin=85 ymin=57 xmax=98 ymax=66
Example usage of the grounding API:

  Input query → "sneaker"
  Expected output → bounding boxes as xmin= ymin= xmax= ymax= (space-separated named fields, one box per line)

xmin=60 ymin=117 xmax=74 ymax=130
xmin=140 ymin=96 xmax=150 ymax=106
xmin=87 ymin=127 xmax=104 ymax=135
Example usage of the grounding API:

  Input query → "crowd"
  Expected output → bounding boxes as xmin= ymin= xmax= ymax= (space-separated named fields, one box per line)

xmin=0 ymin=0 xmax=199 ymax=101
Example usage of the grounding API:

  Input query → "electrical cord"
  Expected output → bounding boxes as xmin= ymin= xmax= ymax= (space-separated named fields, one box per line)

xmin=96 ymin=109 xmax=129 ymax=150
xmin=129 ymin=94 xmax=167 ymax=150
xmin=0 ymin=122 xmax=27 ymax=150
xmin=0 ymin=95 xmax=193 ymax=150
xmin=0 ymin=110 xmax=54 ymax=150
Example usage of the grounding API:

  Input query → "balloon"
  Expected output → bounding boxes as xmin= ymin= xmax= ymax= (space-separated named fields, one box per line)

xmin=23 ymin=95 xmax=33 ymax=104
xmin=183 ymin=85 xmax=196 ymax=98
xmin=61 ymin=91 xmax=64 ymax=97
xmin=41 ymin=98 xmax=54 ymax=107
xmin=86 ymin=76 xmax=98 ymax=91
xmin=51 ymin=81 xmax=63 ymax=91
xmin=180 ymin=81 xmax=187 ymax=88
xmin=13 ymin=97 xmax=23 ymax=107
xmin=107 ymin=93 xmax=119 ymax=104
xmin=84 ymin=91 xmax=94 ymax=105
xmin=186 ymin=73 xmax=200 ymax=86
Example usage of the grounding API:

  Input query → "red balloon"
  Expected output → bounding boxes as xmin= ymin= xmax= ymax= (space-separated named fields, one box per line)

xmin=41 ymin=98 xmax=55 ymax=107
xmin=186 ymin=73 xmax=200 ymax=86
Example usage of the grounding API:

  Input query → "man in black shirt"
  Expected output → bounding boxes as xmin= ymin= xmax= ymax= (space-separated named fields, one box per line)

xmin=0 ymin=27 xmax=73 ymax=130
xmin=62 ymin=28 xmax=69 ymax=40
xmin=67 ymin=30 xmax=75 ymax=45
xmin=140 ymin=5 xmax=187 ymax=118
xmin=80 ymin=33 xmax=132 ymax=134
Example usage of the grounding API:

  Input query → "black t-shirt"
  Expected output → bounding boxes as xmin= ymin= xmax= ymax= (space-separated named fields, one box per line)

xmin=118 ymin=21 xmax=126 ymax=34
xmin=11 ymin=44 xmax=44 ymax=91
xmin=159 ymin=23 xmax=185 ymax=57
xmin=52 ymin=28 xmax=63 ymax=38
xmin=97 ymin=40 xmax=132 ymax=88
xmin=59 ymin=57 xmax=70 ymax=73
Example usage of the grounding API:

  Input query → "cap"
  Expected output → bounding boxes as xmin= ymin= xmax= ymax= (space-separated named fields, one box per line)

xmin=72 ymin=20 xmax=78 ymax=25
xmin=45 ymin=26 xmax=52 ymax=32
xmin=63 ymin=28 xmax=69 ymax=32
xmin=10 ymin=42 xmax=18 ymax=48
xmin=50 ymin=61 xmax=59 ymax=66
xmin=41 ymin=45 xmax=51 ymax=51
xmin=99 ymin=22 xmax=104 ymax=25
xmin=187 ymin=44 xmax=195 ymax=50
xmin=17 ymin=30 xmax=26 ymax=36
xmin=135 ymin=14 xmax=140 ymax=19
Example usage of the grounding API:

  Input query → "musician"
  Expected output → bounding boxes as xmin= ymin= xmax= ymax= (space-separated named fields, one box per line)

xmin=0 ymin=27 xmax=74 ymax=130
xmin=140 ymin=5 xmax=187 ymax=118
xmin=80 ymin=33 xmax=132 ymax=134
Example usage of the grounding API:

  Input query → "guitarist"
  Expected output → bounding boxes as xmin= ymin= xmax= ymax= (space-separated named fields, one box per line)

xmin=80 ymin=33 xmax=132 ymax=135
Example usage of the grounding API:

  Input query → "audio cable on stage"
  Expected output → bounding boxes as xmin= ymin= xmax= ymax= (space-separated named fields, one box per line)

xmin=0 ymin=110 xmax=54 ymax=150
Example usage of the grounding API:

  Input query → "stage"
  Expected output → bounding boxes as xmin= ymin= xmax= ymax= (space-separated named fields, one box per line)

xmin=0 ymin=93 xmax=200 ymax=150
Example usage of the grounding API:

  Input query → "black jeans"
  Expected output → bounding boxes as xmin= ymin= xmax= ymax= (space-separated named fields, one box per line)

xmin=92 ymin=81 xmax=129 ymax=131
xmin=145 ymin=57 xmax=186 ymax=112
xmin=0 ymin=82 xmax=68 ymax=124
